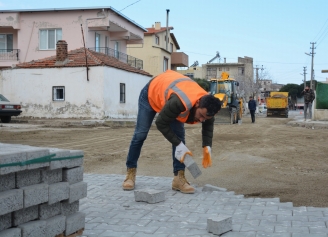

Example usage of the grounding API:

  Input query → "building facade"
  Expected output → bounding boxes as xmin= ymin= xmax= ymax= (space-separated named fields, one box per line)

xmin=0 ymin=7 xmax=146 ymax=69
xmin=127 ymin=22 xmax=188 ymax=77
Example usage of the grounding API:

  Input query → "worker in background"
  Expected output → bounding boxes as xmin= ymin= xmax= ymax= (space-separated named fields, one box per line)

xmin=301 ymin=85 xmax=315 ymax=121
xmin=248 ymin=96 xmax=256 ymax=123
xmin=122 ymin=70 xmax=221 ymax=194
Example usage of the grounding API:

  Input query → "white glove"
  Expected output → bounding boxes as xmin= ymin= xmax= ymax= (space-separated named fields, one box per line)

xmin=175 ymin=142 xmax=193 ymax=163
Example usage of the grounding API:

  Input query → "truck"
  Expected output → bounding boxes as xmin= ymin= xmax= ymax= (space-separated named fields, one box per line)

xmin=266 ymin=91 xmax=289 ymax=117
xmin=209 ymin=72 xmax=243 ymax=124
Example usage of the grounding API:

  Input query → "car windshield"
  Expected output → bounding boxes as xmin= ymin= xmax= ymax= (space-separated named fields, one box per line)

xmin=0 ymin=94 xmax=10 ymax=102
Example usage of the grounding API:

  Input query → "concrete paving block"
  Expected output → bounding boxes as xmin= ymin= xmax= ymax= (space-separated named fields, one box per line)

xmin=66 ymin=150 xmax=84 ymax=168
xmin=45 ymin=215 xmax=66 ymax=237
xmin=0 ymin=228 xmax=21 ymax=237
xmin=63 ymin=167 xmax=83 ymax=184
xmin=184 ymin=155 xmax=202 ymax=179
xmin=0 ymin=151 xmax=26 ymax=175
xmin=0 ymin=173 xmax=15 ymax=192
xmin=49 ymin=149 xmax=84 ymax=170
xmin=0 ymin=213 xmax=11 ymax=231
xmin=16 ymin=169 xmax=41 ymax=188
xmin=0 ymin=189 xmax=23 ymax=216
xmin=19 ymin=220 xmax=46 ymax=237
xmin=134 ymin=189 xmax=166 ymax=204
xmin=68 ymin=182 xmax=87 ymax=203
xmin=207 ymin=215 xmax=232 ymax=235
xmin=202 ymin=184 xmax=227 ymax=192
xmin=12 ymin=205 xmax=38 ymax=226
xmin=41 ymin=168 xmax=62 ymax=184
xmin=65 ymin=212 xmax=85 ymax=236
xmin=48 ymin=182 xmax=69 ymax=205
xmin=21 ymin=183 xmax=49 ymax=208
xmin=48 ymin=148 xmax=71 ymax=170
xmin=61 ymin=200 xmax=79 ymax=216
xmin=26 ymin=148 xmax=50 ymax=170
xmin=39 ymin=202 xmax=61 ymax=220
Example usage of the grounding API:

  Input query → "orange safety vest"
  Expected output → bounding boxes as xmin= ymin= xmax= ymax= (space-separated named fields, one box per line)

xmin=148 ymin=70 xmax=208 ymax=123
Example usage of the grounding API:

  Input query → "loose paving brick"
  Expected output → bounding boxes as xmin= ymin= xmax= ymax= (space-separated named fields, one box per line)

xmin=134 ymin=189 xmax=165 ymax=204
xmin=207 ymin=215 xmax=232 ymax=235
xmin=183 ymin=154 xmax=202 ymax=179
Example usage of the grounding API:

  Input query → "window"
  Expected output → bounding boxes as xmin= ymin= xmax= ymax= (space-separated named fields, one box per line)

xmin=95 ymin=33 xmax=100 ymax=52
xmin=40 ymin=29 xmax=62 ymax=50
xmin=163 ymin=57 xmax=169 ymax=71
xmin=226 ymin=67 xmax=230 ymax=71
xmin=120 ymin=83 xmax=125 ymax=103
xmin=218 ymin=67 xmax=222 ymax=71
xmin=0 ymin=34 xmax=13 ymax=51
xmin=170 ymin=43 xmax=173 ymax=52
xmin=238 ymin=67 xmax=244 ymax=75
xmin=114 ymin=41 xmax=119 ymax=58
xmin=53 ymin=86 xmax=65 ymax=101
xmin=155 ymin=35 xmax=159 ymax=45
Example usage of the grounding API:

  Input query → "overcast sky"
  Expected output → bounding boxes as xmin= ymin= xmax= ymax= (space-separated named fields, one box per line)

xmin=1 ymin=0 xmax=328 ymax=85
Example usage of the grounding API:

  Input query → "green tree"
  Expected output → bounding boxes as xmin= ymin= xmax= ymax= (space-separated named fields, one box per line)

xmin=192 ymin=78 xmax=211 ymax=91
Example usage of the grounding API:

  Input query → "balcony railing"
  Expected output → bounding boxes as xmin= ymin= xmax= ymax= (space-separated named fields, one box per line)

xmin=88 ymin=47 xmax=143 ymax=70
xmin=0 ymin=49 xmax=20 ymax=61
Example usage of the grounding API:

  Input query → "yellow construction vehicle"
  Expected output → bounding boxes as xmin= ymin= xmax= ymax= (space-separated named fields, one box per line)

xmin=209 ymin=72 xmax=243 ymax=124
xmin=266 ymin=91 xmax=289 ymax=117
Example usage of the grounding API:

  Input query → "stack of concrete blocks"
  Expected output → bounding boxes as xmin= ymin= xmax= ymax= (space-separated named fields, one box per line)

xmin=0 ymin=143 xmax=87 ymax=237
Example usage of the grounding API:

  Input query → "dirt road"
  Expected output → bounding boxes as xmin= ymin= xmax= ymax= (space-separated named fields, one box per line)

xmin=1 ymin=112 xmax=328 ymax=207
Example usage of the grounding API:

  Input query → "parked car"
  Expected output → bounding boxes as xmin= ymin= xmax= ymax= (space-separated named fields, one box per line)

xmin=0 ymin=94 xmax=22 ymax=123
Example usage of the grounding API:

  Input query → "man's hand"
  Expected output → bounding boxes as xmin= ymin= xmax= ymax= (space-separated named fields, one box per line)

xmin=175 ymin=142 xmax=192 ymax=163
xmin=202 ymin=146 xmax=212 ymax=168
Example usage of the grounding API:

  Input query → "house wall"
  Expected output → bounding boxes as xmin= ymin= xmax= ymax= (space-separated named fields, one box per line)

xmin=0 ymin=66 xmax=150 ymax=119
xmin=127 ymin=30 xmax=172 ymax=77
xmin=103 ymin=67 xmax=150 ymax=118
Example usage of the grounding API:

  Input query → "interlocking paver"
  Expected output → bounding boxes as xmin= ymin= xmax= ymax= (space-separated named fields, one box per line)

xmin=77 ymin=174 xmax=328 ymax=236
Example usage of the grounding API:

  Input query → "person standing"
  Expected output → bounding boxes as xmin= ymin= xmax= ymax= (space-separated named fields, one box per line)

xmin=301 ymin=85 xmax=315 ymax=121
xmin=248 ymin=96 xmax=256 ymax=123
xmin=122 ymin=70 xmax=221 ymax=194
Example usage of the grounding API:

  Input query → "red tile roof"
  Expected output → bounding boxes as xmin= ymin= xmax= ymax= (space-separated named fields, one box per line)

xmin=144 ymin=27 xmax=173 ymax=35
xmin=15 ymin=48 xmax=152 ymax=77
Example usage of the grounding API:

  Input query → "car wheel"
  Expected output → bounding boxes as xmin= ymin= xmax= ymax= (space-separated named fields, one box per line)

xmin=1 ymin=116 xmax=11 ymax=123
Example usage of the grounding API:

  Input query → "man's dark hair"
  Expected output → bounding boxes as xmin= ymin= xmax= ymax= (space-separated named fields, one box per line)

xmin=199 ymin=95 xmax=221 ymax=116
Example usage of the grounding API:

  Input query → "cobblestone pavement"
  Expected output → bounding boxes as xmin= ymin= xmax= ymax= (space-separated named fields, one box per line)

xmin=79 ymin=174 xmax=328 ymax=237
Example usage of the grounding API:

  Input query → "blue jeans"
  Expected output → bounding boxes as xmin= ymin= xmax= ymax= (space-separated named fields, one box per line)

xmin=126 ymin=83 xmax=186 ymax=173
xmin=304 ymin=102 xmax=312 ymax=119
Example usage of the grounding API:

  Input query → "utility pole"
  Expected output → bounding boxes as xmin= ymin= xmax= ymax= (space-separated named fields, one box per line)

xmin=305 ymin=42 xmax=316 ymax=90
xmin=301 ymin=66 xmax=307 ymax=90
xmin=254 ymin=65 xmax=264 ymax=105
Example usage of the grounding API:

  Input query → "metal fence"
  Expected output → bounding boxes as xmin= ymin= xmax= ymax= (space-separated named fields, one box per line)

xmin=0 ymin=49 xmax=20 ymax=61
xmin=88 ymin=47 xmax=143 ymax=70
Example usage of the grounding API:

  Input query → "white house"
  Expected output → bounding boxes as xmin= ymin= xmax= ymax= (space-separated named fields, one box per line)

xmin=0 ymin=40 xmax=152 ymax=119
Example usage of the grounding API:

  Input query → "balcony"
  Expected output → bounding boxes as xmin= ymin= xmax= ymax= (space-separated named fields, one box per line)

xmin=171 ymin=52 xmax=188 ymax=67
xmin=0 ymin=49 xmax=19 ymax=61
xmin=88 ymin=47 xmax=143 ymax=70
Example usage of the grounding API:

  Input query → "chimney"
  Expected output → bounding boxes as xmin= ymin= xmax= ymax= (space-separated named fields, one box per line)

xmin=56 ymin=40 xmax=68 ymax=62
xmin=154 ymin=22 xmax=161 ymax=30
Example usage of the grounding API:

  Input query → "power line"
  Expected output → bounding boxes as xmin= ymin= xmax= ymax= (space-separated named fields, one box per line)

xmin=119 ymin=0 xmax=141 ymax=12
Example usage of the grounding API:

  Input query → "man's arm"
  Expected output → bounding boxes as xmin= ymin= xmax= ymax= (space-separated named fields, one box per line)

xmin=312 ymin=90 xmax=315 ymax=101
xmin=202 ymin=117 xmax=214 ymax=147
xmin=155 ymin=94 xmax=185 ymax=146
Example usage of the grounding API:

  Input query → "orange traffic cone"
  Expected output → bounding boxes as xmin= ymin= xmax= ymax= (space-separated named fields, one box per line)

xmin=300 ymin=110 xmax=303 ymax=114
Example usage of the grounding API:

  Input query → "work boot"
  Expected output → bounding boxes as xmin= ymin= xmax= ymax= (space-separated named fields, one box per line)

xmin=172 ymin=170 xmax=195 ymax=194
xmin=122 ymin=168 xmax=136 ymax=191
